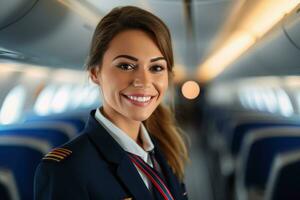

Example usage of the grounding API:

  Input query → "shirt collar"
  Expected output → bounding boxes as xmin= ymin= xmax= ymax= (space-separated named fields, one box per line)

xmin=94 ymin=107 xmax=154 ymax=160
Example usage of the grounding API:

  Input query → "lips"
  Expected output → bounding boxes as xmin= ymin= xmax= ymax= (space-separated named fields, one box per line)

xmin=122 ymin=94 xmax=156 ymax=107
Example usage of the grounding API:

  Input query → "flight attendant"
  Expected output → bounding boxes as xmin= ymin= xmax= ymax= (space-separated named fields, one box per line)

xmin=34 ymin=6 xmax=189 ymax=200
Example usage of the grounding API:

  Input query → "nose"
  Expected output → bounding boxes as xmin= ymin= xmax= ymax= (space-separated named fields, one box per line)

xmin=132 ymin=67 xmax=151 ymax=88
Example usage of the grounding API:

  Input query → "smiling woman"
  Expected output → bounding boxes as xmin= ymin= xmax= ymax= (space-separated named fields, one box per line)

xmin=34 ymin=6 xmax=189 ymax=200
xmin=90 ymin=29 xmax=169 ymax=133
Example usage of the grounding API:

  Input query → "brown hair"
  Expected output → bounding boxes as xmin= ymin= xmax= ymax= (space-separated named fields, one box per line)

xmin=86 ymin=6 xmax=189 ymax=181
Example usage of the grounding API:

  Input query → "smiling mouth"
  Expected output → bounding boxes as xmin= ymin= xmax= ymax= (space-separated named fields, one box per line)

xmin=122 ymin=94 xmax=156 ymax=106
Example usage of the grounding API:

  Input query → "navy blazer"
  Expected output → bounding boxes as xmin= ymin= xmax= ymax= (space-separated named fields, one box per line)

xmin=34 ymin=110 xmax=188 ymax=200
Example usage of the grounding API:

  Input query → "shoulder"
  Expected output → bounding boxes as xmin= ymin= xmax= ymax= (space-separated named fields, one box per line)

xmin=34 ymin=134 xmax=94 ymax=199
xmin=38 ymin=132 xmax=101 ymax=170
xmin=35 ymin=132 xmax=107 ymax=185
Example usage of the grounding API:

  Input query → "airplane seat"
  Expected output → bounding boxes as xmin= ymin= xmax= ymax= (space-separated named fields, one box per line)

xmin=0 ymin=168 xmax=19 ymax=200
xmin=230 ymin=122 xmax=300 ymax=157
xmin=0 ymin=136 xmax=50 ymax=200
xmin=24 ymin=112 xmax=89 ymax=133
xmin=0 ymin=129 xmax=66 ymax=148
xmin=0 ymin=122 xmax=77 ymax=147
xmin=236 ymin=127 xmax=300 ymax=200
xmin=0 ymin=184 xmax=10 ymax=200
xmin=265 ymin=149 xmax=300 ymax=200
xmin=209 ymin=117 xmax=288 ymax=179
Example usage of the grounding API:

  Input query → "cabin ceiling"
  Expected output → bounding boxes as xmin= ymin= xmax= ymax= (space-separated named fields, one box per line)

xmin=0 ymin=0 xmax=238 ymax=81
xmin=213 ymin=1 xmax=300 ymax=83
xmin=1 ymin=0 xmax=299 ymax=84
xmin=86 ymin=0 xmax=235 ymax=71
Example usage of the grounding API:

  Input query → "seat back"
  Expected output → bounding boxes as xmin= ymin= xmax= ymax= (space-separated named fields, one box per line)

xmin=0 ymin=136 xmax=50 ymax=200
xmin=236 ymin=127 xmax=300 ymax=200
xmin=25 ymin=113 xmax=87 ymax=133
xmin=230 ymin=121 xmax=300 ymax=156
xmin=0 ymin=122 xmax=77 ymax=147
xmin=0 ymin=168 xmax=19 ymax=200
xmin=265 ymin=150 xmax=300 ymax=200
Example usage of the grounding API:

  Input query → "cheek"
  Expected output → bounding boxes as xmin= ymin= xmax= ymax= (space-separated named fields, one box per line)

xmin=101 ymin=72 xmax=129 ymax=98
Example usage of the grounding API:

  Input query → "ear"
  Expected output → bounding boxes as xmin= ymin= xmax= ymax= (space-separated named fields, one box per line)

xmin=89 ymin=67 xmax=101 ymax=85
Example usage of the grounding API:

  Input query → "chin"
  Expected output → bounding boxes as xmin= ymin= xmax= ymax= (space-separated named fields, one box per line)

xmin=129 ymin=112 xmax=152 ymax=122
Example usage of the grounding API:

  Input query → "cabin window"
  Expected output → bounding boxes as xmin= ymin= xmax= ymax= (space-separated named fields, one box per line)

xmin=296 ymin=93 xmax=300 ymax=114
xmin=80 ymin=86 xmax=100 ymax=108
xmin=69 ymin=85 xmax=100 ymax=109
xmin=69 ymin=85 xmax=87 ymax=109
xmin=34 ymin=84 xmax=57 ymax=116
xmin=0 ymin=85 xmax=26 ymax=124
xmin=263 ymin=89 xmax=277 ymax=113
xmin=51 ymin=85 xmax=73 ymax=113
xmin=276 ymin=89 xmax=294 ymax=117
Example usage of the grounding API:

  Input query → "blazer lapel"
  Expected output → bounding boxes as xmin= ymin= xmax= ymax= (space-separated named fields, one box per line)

xmin=117 ymin=156 xmax=152 ymax=200
xmin=85 ymin=110 xmax=152 ymax=200
xmin=153 ymin=139 xmax=182 ymax=200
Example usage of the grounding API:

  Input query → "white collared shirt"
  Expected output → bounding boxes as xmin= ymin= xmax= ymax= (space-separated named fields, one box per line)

xmin=94 ymin=107 xmax=155 ymax=189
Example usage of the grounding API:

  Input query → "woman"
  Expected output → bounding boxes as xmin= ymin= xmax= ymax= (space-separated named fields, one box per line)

xmin=34 ymin=6 xmax=189 ymax=200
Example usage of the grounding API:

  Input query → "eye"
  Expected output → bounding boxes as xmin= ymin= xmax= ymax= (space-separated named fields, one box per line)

xmin=150 ymin=65 xmax=166 ymax=73
xmin=116 ymin=63 xmax=136 ymax=71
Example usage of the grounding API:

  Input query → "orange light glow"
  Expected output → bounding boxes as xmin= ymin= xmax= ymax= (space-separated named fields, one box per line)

xmin=181 ymin=81 xmax=200 ymax=100
xmin=197 ymin=0 xmax=300 ymax=83
xmin=241 ymin=0 xmax=299 ymax=38
xmin=57 ymin=0 xmax=100 ymax=25
xmin=198 ymin=31 xmax=255 ymax=82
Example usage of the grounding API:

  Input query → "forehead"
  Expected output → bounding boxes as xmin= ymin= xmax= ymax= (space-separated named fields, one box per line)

xmin=105 ymin=29 xmax=163 ymax=59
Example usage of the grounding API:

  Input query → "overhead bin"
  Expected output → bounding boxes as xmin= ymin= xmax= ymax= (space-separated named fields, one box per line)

xmin=0 ymin=0 xmax=98 ymax=69
xmin=254 ymin=23 xmax=300 ymax=75
xmin=0 ymin=0 xmax=38 ymax=30
xmin=283 ymin=4 xmax=300 ymax=49
xmin=214 ymin=45 xmax=267 ymax=82
xmin=216 ymin=4 xmax=300 ymax=82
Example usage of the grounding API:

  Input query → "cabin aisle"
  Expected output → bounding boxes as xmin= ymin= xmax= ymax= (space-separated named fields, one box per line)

xmin=184 ymin=124 xmax=213 ymax=200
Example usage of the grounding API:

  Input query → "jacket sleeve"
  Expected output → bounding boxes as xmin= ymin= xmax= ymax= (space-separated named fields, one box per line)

xmin=34 ymin=162 xmax=89 ymax=200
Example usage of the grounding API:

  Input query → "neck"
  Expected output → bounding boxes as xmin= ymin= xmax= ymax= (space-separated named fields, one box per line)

xmin=101 ymin=106 xmax=141 ymax=142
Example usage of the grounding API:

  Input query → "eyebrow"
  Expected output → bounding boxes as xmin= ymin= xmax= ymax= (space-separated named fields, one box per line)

xmin=113 ymin=55 xmax=166 ymax=62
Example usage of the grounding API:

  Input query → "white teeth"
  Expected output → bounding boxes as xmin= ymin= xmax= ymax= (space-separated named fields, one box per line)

xmin=127 ymin=95 xmax=151 ymax=102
